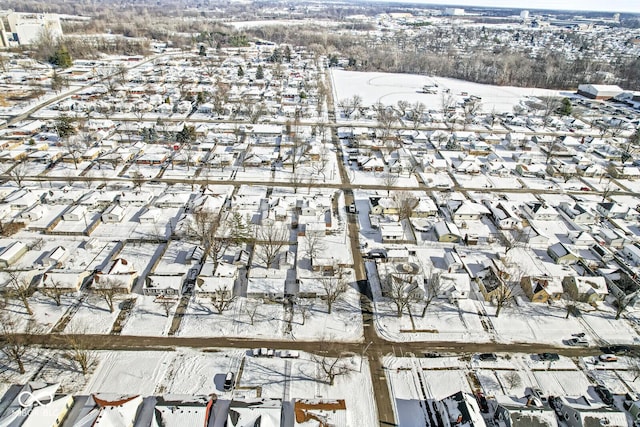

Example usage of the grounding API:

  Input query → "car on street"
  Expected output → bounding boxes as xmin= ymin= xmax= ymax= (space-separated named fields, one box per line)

xmin=538 ymin=353 xmax=560 ymax=361
xmin=594 ymin=385 xmax=614 ymax=405
xmin=600 ymin=345 xmax=631 ymax=355
xmin=598 ymin=354 xmax=618 ymax=362
xmin=566 ymin=337 xmax=589 ymax=347
xmin=477 ymin=353 xmax=497 ymax=361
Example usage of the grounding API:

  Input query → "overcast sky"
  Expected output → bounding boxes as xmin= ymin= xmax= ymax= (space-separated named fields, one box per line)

xmin=385 ymin=1 xmax=640 ymax=13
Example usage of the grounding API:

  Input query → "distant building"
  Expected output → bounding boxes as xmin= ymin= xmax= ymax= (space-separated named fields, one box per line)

xmin=0 ymin=11 xmax=63 ymax=47
xmin=577 ymin=84 xmax=624 ymax=100
xmin=444 ymin=8 xmax=464 ymax=16
xmin=520 ymin=10 xmax=530 ymax=20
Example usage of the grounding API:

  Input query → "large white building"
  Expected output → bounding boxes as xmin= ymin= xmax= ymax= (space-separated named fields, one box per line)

xmin=0 ymin=11 xmax=63 ymax=47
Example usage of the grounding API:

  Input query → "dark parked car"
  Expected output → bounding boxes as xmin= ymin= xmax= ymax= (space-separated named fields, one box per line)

xmin=594 ymin=385 xmax=614 ymax=405
xmin=538 ymin=352 xmax=560 ymax=361
xmin=475 ymin=391 xmax=489 ymax=413
xmin=223 ymin=372 xmax=235 ymax=391
xmin=366 ymin=250 xmax=387 ymax=260
xmin=477 ymin=353 xmax=497 ymax=361
xmin=600 ymin=345 xmax=631 ymax=355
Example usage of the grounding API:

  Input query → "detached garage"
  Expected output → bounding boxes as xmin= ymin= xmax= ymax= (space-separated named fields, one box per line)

xmin=577 ymin=84 xmax=624 ymax=100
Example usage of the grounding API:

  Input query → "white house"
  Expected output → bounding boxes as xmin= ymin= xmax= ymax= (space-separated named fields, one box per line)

xmin=101 ymin=204 xmax=126 ymax=223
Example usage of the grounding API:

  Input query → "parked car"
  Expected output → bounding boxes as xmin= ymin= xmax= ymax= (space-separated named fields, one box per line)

xmin=566 ymin=338 xmax=589 ymax=347
xmin=223 ymin=372 xmax=235 ymax=391
xmin=595 ymin=385 xmax=614 ymax=405
xmin=477 ymin=353 xmax=497 ymax=361
xmin=600 ymin=345 xmax=631 ymax=355
xmin=280 ymin=350 xmax=300 ymax=359
xmin=252 ymin=348 xmax=275 ymax=357
xmin=538 ymin=353 xmax=560 ymax=361
xmin=598 ymin=354 xmax=618 ymax=362
xmin=531 ymin=387 xmax=547 ymax=403
xmin=347 ymin=203 xmax=357 ymax=214
xmin=366 ymin=249 xmax=387 ymax=260
xmin=475 ymin=391 xmax=489 ymax=413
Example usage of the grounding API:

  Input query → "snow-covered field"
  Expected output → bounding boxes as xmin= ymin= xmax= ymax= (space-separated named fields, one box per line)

xmin=331 ymin=69 xmax=566 ymax=114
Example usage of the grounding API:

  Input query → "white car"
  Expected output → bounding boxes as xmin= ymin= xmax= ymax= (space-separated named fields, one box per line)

xmin=252 ymin=348 xmax=274 ymax=357
xmin=280 ymin=350 xmax=300 ymax=359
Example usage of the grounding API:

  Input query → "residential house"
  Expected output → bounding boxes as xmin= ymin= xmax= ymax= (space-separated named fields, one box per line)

xmin=380 ymin=222 xmax=405 ymax=243
xmin=41 ymin=246 xmax=68 ymax=267
xmin=62 ymin=205 xmax=87 ymax=221
xmin=38 ymin=270 xmax=92 ymax=293
xmin=622 ymin=243 xmax=640 ymax=266
xmin=438 ymin=272 xmax=471 ymax=301
xmin=143 ymin=274 xmax=184 ymax=296
xmin=93 ymin=257 xmax=137 ymax=293
xmin=434 ymin=221 xmax=462 ymax=243
xmin=522 ymin=201 xmax=558 ymax=221
xmin=101 ymin=204 xmax=126 ymax=223
xmin=435 ymin=391 xmax=486 ymax=427
xmin=477 ymin=266 xmax=506 ymax=302
xmin=484 ymin=200 xmax=522 ymax=230
xmin=553 ymin=396 xmax=626 ymax=427
xmin=412 ymin=197 xmax=438 ymax=218
xmin=599 ymin=228 xmax=626 ymax=248
xmin=596 ymin=202 xmax=629 ymax=219
xmin=449 ymin=201 xmax=489 ymax=222
xmin=494 ymin=395 xmax=558 ymax=427
xmin=520 ymin=224 xmax=549 ymax=246
xmin=558 ymin=202 xmax=596 ymax=225
xmin=19 ymin=204 xmax=45 ymax=221
xmin=562 ymin=276 xmax=608 ymax=304
xmin=0 ymin=241 xmax=28 ymax=268
xmin=548 ymin=243 xmax=580 ymax=265
xmin=520 ymin=275 xmax=563 ymax=303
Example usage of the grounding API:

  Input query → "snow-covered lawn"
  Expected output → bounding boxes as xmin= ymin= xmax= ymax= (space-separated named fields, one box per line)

xmin=331 ymin=69 xmax=564 ymax=114
xmin=120 ymin=295 xmax=177 ymax=336
xmin=178 ymin=293 xmax=363 ymax=342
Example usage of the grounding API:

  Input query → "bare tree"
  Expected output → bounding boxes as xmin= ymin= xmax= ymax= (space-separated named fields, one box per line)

xmin=297 ymin=300 xmax=312 ymax=325
xmin=373 ymin=102 xmax=397 ymax=140
xmin=563 ymin=285 xmax=580 ymax=319
xmin=93 ymin=279 xmax=121 ymax=313
xmin=396 ymin=100 xmax=410 ymax=119
xmin=613 ymin=291 xmax=633 ymax=320
xmin=255 ymin=222 xmax=288 ymax=268
xmin=304 ymin=233 xmax=325 ymax=267
xmin=312 ymin=351 xmax=351 ymax=385
xmin=379 ymin=173 xmax=398 ymax=199
xmin=63 ymin=325 xmax=98 ymax=375
xmin=210 ymin=284 xmax=236 ymax=314
xmin=6 ymin=161 xmax=29 ymax=187
xmin=39 ymin=278 xmax=69 ymax=307
xmin=421 ymin=271 xmax=443 ymax=317
xmin=462 ymin=99 xmax=482 ymax=130
xmin=130 ymin=170 xmax=146 ymax=191
xmin=410 ymin=101 xmax=426 ymax=130
xmin=5 ymin=271 xmax=34 ymax=315
xmin=338 ymin=94 xmax=362 ymax=119
xmin=319 ymin=276 xmax=348 ymax=314
xmin=154 ymin=296 xmax=177 ymax=317
xmin=494 ymin=268 xmax=522 ymax=318
xmin=245 ymin=299 xmax=261 ymax=325
xmin=189 ymin=209 xmax=228 ymax=273
xmin=394 ymin=191 xmax=418 ymax=221
xmin=503 ymin=371 xmax=522 ymax=390
xmin=620 ymin=127 xmax=640 ymax=164
xmin=385 ymin=274 xmax=421 ymax=318
xmin=0 ymin=313 xmax=34 ymax=374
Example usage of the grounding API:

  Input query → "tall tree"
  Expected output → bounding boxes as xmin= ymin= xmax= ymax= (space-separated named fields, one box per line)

xmin=319 ymin=275 xmax=348 ymax=314
xmin=255 ymin=64 xmax=264 ymax=80
xmin=256 ymin=222 xmax=288 ymax=268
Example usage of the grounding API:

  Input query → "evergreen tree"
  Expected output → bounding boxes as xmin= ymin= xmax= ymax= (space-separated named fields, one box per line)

xmin=198 ymin=45 xmax=207 ymax=56
xmin=49 ymin=45 xmax=72 ymax=68
xmin=237 ymin=65 xmax=244 ymax=77
xmin=559 ymin=98 xmax=573 ymax=116
xmin=255 ymin=64 xmax=264 ymax=80
xmin=228 ymin=211 xmax=251 ymax=245
xmin=176 ymin=125 xmax=196 ymax=145
xmin=283 ymin=45 xmax=292 ymax=62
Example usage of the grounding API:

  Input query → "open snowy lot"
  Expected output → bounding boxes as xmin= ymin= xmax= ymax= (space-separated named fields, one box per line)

xmin=331 ymin=69 xmax=565 ymax=114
